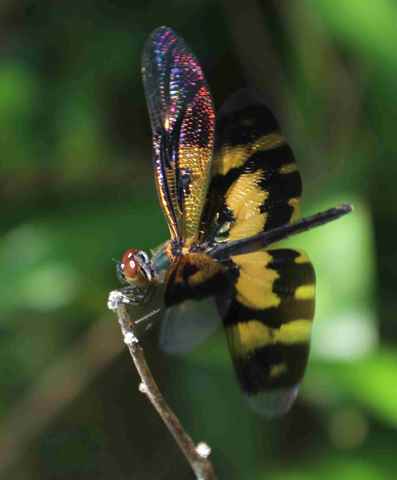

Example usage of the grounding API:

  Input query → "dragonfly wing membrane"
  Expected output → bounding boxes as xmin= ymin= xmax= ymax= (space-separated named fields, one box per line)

xmin=160 ymin=252 xmax=228 ymax=352
xmin=142 ymin=27 xmax=215 ymax=241
xmin=223 ymin=248 xmax=315 ymax=417
xmin=201 ymin=89 xmax=301 ymax=243
xmin=160 ymin=298 xmax=221 ymax=354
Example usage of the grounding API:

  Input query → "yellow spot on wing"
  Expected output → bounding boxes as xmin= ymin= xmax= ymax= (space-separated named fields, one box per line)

xmin=294 ymin=252 xmax=310 ymax=264
xmin=230 ymin=318 xmax=312 ymax=357
xmin=294 ymin=284 xmax=315 ymax=300
xmin=232 ymin=320 xmax=273 ymax=356
xmin=279 ymin=163 xmax=297 ymax=174
xmin=217 ymin=145 xmax=246 ymax=176
xmin=238 ymin=189 xmax=268 ymax=220
xmin=216 ymin=133 xmax=285 ymax=175
xmin=288 ymin=197 xmax=300 ymax=223
xmin=226 ymin=171 xmax=268 ymax=241
xmin=232 ymin=250 xmax=271 ymax=267
xmin=232 ymin=251 xmax=280 ymax=310
xmin=235 ymin=271 xmax=280 ymax=309
xmin=228 ymin=213 xmax=267 ymax=241
xmin=226 ymin=171 xmax=267 ymax=217
xmin=276 ymin=320 xmax=312 ymax=344
xmin=270 ymin=363 xmax=288 ymax=378
xmin=256 ymin=132 xmax=285 ymax=150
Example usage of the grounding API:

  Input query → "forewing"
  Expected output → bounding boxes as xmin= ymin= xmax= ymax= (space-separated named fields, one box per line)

xmin=200 ymin=89 xmax=301 ymax=243
xmin=142 ymin=27 xmax=215 ymax=241
xmin=223 ymin=248 xmax=315 ymax=417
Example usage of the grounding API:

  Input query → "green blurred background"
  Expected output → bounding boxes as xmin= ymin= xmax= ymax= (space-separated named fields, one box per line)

xmin=1 ymin=1 xmax=396 ymax=478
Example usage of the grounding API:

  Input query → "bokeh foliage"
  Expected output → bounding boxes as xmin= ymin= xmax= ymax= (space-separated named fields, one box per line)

xmin=0 ymin=1 xmax=395 ymax=479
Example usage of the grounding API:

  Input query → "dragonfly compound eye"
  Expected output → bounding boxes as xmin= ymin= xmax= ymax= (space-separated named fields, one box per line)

xmin=120 ymin=248 xmax=140 ymax=282
xmin=120 ymin=248 xmax=152 ymax=285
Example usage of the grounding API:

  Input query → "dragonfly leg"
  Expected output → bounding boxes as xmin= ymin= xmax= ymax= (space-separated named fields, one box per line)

xmin=107 ymin=285 xmax=149 ymax=311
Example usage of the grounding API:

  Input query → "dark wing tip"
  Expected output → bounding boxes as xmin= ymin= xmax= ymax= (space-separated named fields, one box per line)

xmin=217 ymin=88 xmax=274 ymax=120
xmin=246 ymin=385 xmax=300 ymax=418
xmin=216 ymin=88 xmax=281 ymax=144
xmin=219 ymin=88 xmax=264 ymax=112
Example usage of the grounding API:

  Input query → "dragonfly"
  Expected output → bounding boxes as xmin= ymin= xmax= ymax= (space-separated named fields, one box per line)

xmin=108 ymin=26 xmax=352 ymax=417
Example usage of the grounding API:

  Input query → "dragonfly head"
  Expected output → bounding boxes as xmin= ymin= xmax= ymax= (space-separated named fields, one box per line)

xmin=117 ymin=248 xmax=153 ymax=286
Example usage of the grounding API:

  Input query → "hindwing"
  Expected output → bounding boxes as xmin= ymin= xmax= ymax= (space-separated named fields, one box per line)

xmin=223 ymin=248 xmax=315 ymax=417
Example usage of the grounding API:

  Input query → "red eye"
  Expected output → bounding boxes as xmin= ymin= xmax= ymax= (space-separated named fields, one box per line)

xmin=121 ymin=248 xmax=139 ymax=280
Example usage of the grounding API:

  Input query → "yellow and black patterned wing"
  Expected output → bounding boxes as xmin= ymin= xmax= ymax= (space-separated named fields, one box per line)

xmin=223 ymin=248 xmax=315 ymax=417
xmin=142 ymin=27 xmax=215 ymax=242
xmin=197 ymin=90 xmax=314 ymax=415
xmin=200 ymin=89 xmax=301 ymax=244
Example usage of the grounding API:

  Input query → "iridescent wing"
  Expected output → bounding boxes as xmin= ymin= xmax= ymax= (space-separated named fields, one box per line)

xmin=223 ymin=249 xmax=315 ymax=417
xmin=142 ymin=26 xmax=215 ymax=242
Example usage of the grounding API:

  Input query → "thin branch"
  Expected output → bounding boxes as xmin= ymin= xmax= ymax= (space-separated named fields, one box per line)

xmin=114 ymin=301 xmax=217 ymax=480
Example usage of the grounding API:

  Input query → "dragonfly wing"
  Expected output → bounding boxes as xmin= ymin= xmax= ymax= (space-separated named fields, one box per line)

xmin=223 ymin=248 xmax=315 ymax=417
xmin=159 ymin=298 xmax=221 ymax=354
xmin=160 ymin=251 xmax=228 ymax=353
xmin=142 ymin=27 xmax=215 ymax=241
xmin=201 ymin=89 xmax=301 ymax=244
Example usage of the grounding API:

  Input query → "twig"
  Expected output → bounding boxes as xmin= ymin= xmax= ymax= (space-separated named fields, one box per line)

xmin=114 ymin=302 xmax=217 ymax=480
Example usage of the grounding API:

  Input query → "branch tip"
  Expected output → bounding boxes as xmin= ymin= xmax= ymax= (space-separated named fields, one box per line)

xmin=138 ymin=382 xmax=148 ymax=394
xmin=196 ymin=442 xmax=211 ymax=459
xmin=123 ymin=331 xmax=138 ymax=346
